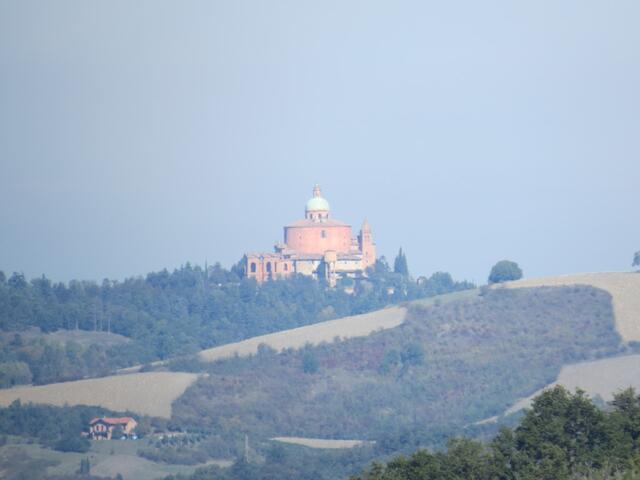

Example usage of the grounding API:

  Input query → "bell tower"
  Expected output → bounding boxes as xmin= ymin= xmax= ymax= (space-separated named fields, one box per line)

xmin=358 ymin=219 xmax=376 ymax=269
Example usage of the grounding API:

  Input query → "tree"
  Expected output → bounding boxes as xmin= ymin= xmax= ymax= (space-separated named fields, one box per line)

xmin=8 ymin=272 xmax=27 ymax=289
xmin=0 ymin=361 xmax=32 ymax=388
xmin=55 ymin=434 xmax=90 ymax=453
xmin=374 ymin=256 xmax=390 ymax=274
xmin=78 ymin=457 xmax=91 ymax=475
xmin=302 ymin=349 xmax=319 ymax=374
xmin=633 ymin=251 xmax=640 ymax=268
xmin=401 ymin=343 xmax=424 ymax=367
xmin=488 ymin=260 xmax=523 ymax=284
xmin=112 ymin=424 xmax=125 ymax=439
xmin=393 ymin=248 xmax=409 ymax=277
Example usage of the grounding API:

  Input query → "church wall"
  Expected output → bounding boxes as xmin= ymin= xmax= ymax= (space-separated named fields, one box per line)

xmin=245 ymin=255 xmax=294 ymax=283
xmin=284 ymin=225 xmax=352 ymax=255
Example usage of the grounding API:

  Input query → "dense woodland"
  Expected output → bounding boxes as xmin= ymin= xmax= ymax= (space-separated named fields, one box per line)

xmin=0 ymin=258 xmax=474 ymax=387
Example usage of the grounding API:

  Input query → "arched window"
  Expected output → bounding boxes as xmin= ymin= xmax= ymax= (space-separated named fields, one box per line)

xmin=250 ymin=262 xmax=256 ymax=273
xmin=266 ymin=262 xmax=272 ymax=273
xmin=284 ymin=264 xmax=288 ymax=271
xmin=321 ymin=230 xmax=326 ymax=238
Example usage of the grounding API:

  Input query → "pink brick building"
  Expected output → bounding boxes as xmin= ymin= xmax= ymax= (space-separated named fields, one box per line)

xmin=245 ymin=185 xmax=375 ymax=285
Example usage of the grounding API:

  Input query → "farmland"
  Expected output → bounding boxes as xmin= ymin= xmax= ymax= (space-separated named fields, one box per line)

xmin=0 ymin=372 xmax=198 ymax=418
xmin=506 ymin=353 xmax=640 ymax=415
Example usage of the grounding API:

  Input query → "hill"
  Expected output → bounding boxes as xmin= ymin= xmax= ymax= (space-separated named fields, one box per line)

xmin=504 ymin=272 xmax=640 ymax=341
xmin=0 ymin=264 xmax=473 ymax=387
xmin=172 ymin=284 xmax=622 ymax=445
xmin=3 ymin=273 xmax=639 ymax=480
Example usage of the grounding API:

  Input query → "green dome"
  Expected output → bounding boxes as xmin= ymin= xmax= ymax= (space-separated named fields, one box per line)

xmin=306 ymin=196 xmax=330 ymax=211
xmin=306 ymin=184 xmax=330 ymax=212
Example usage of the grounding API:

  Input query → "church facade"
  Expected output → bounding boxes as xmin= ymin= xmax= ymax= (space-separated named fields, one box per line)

xmin=244 ymin=185 xmax=375 ymax=285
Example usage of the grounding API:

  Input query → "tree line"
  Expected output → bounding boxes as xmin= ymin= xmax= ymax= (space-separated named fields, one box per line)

xmin=0 ymin=257 xmax=474 ymax=387
xmin=352 ymin=386 xmax=640 ymax=480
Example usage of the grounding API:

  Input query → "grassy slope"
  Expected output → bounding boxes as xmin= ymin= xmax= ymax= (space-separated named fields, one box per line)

xmin=0 ymin=438 xmax=231 ymax=480
xmin=505 ymin=354 xmax=640 ymax=415
xmin=119 ymin=305 xmax=407 ymax=373
xmin=0 ymin=372 xmax=199 ymax=418
xmin=197 ymin=306 xmax=407 ymax=362
xmin=173 ymin=285 xmax=622 ymax=444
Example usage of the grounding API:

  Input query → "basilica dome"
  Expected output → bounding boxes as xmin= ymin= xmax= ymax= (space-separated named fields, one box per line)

xmin=305 ymin=185 xmax=330 ymax=212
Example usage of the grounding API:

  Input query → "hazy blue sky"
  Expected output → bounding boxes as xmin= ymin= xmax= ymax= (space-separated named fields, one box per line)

xmin=1 ymin=1 xmax=638 ymax=284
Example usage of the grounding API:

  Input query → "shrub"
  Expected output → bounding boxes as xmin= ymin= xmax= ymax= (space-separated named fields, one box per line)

xmin=488 ymin=260 xmax=523 ymax=284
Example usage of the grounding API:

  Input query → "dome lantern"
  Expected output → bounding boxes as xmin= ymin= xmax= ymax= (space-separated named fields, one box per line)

xmin=305 ymin=184 xmax=330 ymax=221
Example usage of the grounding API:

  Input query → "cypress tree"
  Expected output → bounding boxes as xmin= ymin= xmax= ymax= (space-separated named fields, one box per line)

xmin=394 ymin=248 xmax=409 ymax=277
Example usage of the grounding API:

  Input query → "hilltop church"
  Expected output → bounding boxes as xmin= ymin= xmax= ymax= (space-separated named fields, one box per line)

xmin=244 ymin=185 xmax=375 ymax=285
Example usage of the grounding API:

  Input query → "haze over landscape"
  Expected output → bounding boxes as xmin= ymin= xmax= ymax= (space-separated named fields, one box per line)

xmin=2 ymin=2 xmax=640 ymax=480
xmin=1 ymin=1 xmax=639 ymax=283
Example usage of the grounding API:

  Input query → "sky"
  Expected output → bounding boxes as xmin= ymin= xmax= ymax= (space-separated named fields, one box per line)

xmin=0 ymin=0 xmax=638 ymax=285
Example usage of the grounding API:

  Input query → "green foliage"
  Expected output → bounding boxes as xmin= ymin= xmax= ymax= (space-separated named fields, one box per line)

xmin=302 ymin=348 xmax=319 ymax=374
xmin=488 ymin=260 xmax=523 ymax=284
xmin=394 ymin=249 xmax=410 ymax=277
xmin=55 ymin=434 xmax=91 ymax=453
xmin=0 ymin=263 xmax=474 ymax=386
xmin=0 ymin=401 xmax=128 ymax=453
xmin=78 ymin=457 xmax=91 ymax=475
xmin=634 ymin=251 xmax=640 ymax=268
xmin=0 ymin=361 xmax=32 ymax=387
xmin=172 ymin=286 xmax=621 ymax=450
xmin=400 ymin=342 xmax=424 ymax=367
xmin=352 ymin=387 xmax=640 ymax=480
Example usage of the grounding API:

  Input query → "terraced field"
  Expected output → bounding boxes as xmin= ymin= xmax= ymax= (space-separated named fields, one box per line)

xmin=0 ymin=372 xmax=198 ymax=418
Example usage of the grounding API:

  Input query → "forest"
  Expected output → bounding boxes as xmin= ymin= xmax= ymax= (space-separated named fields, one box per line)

xmin=0 ymin=258 xmax=474 ymax=387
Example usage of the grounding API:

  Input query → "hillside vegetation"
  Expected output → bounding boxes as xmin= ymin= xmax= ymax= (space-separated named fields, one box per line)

xmin=351 ymin=387 xmax=640 ymax=480
xmin=504 ymin=272 xmax=640 ymax=341
xmin=506 ymin=353 xmax=640 ymax=415
xmin=0 ymin=263 xmax=473 ymax=386
xmin=172 ymin=285 xmax=622 ymax=450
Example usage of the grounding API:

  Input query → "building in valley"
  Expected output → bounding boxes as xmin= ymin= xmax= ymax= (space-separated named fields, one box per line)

xmin=244 ymin=185 xmax=375 ymax=285
xmin=89 ymin=417 xmax=138 ymax=440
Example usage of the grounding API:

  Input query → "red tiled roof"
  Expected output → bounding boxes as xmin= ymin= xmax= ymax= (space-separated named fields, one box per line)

xmin=90 ymin=417 xmax=135 ymax=425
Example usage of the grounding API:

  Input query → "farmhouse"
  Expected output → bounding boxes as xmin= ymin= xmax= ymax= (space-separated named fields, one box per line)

xmin=245 ymin=185 xmax=376 ymax=286
xmin=89 ymin=416 xmax=137 ymax=440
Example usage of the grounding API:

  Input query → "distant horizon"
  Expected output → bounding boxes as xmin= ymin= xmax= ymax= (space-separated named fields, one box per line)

xmin=1 ymin=1 xmax=638 ymax=285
